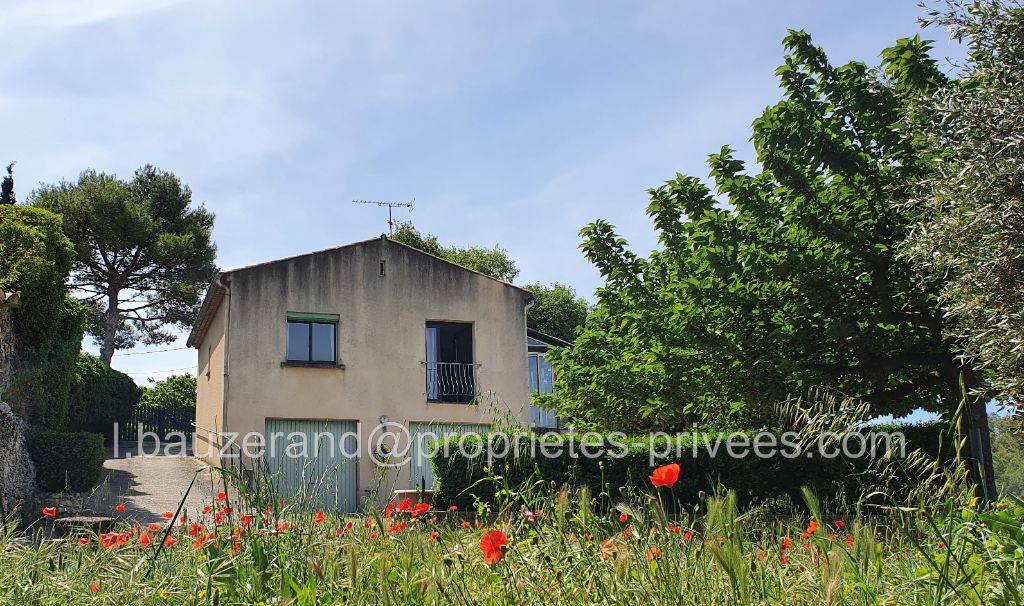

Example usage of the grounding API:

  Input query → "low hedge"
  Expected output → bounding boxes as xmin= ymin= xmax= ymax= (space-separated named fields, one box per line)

xmin=431 ymin=423 xmax=954 ymax=512
xmin=27 ymin=430 xmax=105 ymax=493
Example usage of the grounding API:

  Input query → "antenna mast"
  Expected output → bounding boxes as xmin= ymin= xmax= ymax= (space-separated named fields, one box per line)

xmin=352 ymin=199 xmax=415 ymax=235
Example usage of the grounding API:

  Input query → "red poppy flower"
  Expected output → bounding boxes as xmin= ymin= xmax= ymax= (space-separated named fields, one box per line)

xmin=344 ymin=521 xmax=354 ymax=532
xmin=384 ymin=502 xmax=396 ymax=518
xmin=115 ymin=504 xmax=126 ymax=512
xmin=645 ymin=546 xmax=661 ymax=561
xmin=649 ymin=463 xmax=680 ymax=488
xmin=461 ymin=521 xmax=471 ymax=529
xmin=364 ymin=518 xmax=373 ymax=529
xmin=41 ymin=507 xmax=57 ymax=518
xmin=618 ymin=513 xmax=627 ymax=524
xmin=834 ymin=520 xmax=845 ymax=528
xmin=412 ymin=502 xmax=430 ymax=517
xmin=683 ymin=530 xmax=693 ymax=542
xmin=203 ymin=506 xmax=213 ymax=515
xmin=139 ymin=531 xmax=152 ymax=548
xmin=162 ymin=512 xmax=174 ymax=519
xmin=387 ymin=522 xmax=407 ymax=533
xmin=397 ymin=497 xmax=412 ymax=513
xmin=241 ymin=514 xmax=253 ymax=528
xmin=77 ymin=537 xmax=90 ymax=546
xmin=147 ymin=523 xmax=160 ymax=531
xmin=164 ymin=535 xmax=179 ymax=547
xmin=782 ymin=536 xmax=792 ymax=548
xmin=430 ymin=531 xmax=439 ymax=542
xmin=214 ymin=492 xmax=227 ymax=503
xmin=479 ymin=529 xmax=508 ymax=565
xmin=90 ymin=581 xmax=100 ymax=594
xmin=276 ymin=521 xmax=291 ymax=532
xmin=845 ymin=535 xmax=854 ymax=547
xmin=369 ymin=531 xmax=378 ymax=539
xmin=99 ymin=532 xmax=119 ymax=549
xmin=314 ymin=510 xmax=326 ymax=525
xmin=448 ymin=505 xmax=457 ymax=511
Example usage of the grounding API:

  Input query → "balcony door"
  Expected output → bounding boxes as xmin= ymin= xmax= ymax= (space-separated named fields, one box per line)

xmin=425 ymin=321 xmax=475 ymax=403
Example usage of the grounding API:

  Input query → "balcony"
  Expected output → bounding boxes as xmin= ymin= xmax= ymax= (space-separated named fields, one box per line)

xmin=426 ymin=362 xmax=478 ymax=403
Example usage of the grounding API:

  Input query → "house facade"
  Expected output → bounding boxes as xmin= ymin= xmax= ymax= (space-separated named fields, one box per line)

xmin=188 ymin=236 xmax=533 ymax=511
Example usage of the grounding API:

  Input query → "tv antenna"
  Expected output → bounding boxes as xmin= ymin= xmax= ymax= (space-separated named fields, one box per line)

xmin=352 ymin=198 xmax=415 ymax=235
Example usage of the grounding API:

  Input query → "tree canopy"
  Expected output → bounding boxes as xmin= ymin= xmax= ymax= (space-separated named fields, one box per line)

xmin=902 ymin=0 xmax=1024 ymax=406
xmin=31 ymin=166 xmax=217 ymax=365
xmin=521 ymin=282 xmax=588 ymax=343
xmin=140 ymin=373 xmax=196 ymax=408
xmin=548 ymin=31 xmax=977 ymax=433
xmin=390 ymin=221 xmax=519 ymax=282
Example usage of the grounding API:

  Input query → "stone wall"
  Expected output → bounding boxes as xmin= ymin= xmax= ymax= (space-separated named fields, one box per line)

xmin=0 ymin=293 xmax=34 ymax=514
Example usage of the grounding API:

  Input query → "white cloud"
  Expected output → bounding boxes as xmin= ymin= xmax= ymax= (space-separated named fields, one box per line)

xmin=0 ymin=0 xmax=193 ymax=33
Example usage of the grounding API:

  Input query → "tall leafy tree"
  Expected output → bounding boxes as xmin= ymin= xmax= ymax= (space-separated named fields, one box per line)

xmin=548 ymin=31 xmax=996 ymax=496
xmin=522 ymin=282 xmax=588 ymax=342
xmin=902 ymin=1 xmax=1024 ymax=406
xmin=31 ymin=166 xmax=217 ymax=365
xmin=390 ymin=221 xmax=519 ymax=282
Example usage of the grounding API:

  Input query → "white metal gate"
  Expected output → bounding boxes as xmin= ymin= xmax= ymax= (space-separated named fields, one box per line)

xmin=264 ymin=419 xmax=360 ymax=513
xmin=408 ymin=422 xmax=490 ymax=490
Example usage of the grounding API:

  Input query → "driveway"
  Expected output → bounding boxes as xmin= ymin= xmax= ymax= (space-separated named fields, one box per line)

xmin=94 ymin=442 xmax=218 ymax=524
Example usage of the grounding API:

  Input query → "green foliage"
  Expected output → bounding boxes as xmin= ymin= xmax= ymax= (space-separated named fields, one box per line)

xmin=0 ymin=205 xmax=76 ymax=348
xmin=0 ymin=162 xmax=14 ymax=205
xmin=139 ymin=373 xmax=196 ymax=408
xmin=26 ymin=429 xmax=104 ymax=492
xmin=548 ymin=31 xmax=972 ymax=431
xmin=30 ymin=165 xmax=218 ymax=364
xmin=390 ymin=221 xmax=519 ymax=282
xmin=431 ymin=426 xmax=949 ymax=512
xmin=522 ymin=282 xmax=588 ymax=342
xmin=902 ymin=1 xmax=1024 ymax=403
xmin=992 ymin=415 xmax=1024 ymax=497
xmin=68 ymin=353 xmax=140 ymax=436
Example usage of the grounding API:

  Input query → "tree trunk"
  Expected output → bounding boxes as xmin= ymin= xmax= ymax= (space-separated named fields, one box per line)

xmin=958 ymin=366 xmax=998 ymax=501
xmin=99 ymin=291 xmax=119 ymax=366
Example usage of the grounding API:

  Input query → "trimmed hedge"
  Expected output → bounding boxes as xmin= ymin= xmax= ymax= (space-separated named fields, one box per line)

xmin=431 ymin=424 xmax=953 ymax=512
xmin=27 ymin=429 xmax=105 ymax=493
xmin=69 ymin=353 xmax=140 ymax=437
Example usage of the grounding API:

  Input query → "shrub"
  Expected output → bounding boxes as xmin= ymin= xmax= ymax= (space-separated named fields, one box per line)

xmin=26 ymin=429 xmax=104 ymax=492
xmin=68 ymin=354 xmax=140 ymax=437
xmin=432 ymin=425 xmax=952 ymax=513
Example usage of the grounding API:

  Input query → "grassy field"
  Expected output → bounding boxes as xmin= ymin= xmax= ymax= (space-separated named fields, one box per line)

xmin=3 ymin=463 xmax=1023 ymax=606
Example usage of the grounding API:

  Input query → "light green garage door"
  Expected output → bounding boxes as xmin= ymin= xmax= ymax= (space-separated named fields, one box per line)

xmin=408 ymin=422 xmax=491 ymax=490
xmin=264 ymin=419 xmax=359 ymax=513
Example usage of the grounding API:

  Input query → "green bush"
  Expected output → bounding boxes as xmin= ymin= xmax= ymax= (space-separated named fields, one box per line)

xmin=432 ymin=425 xmax=952 ymax=513
xmin=68 ymin=353 xmax=140 ymax=437
xmin=139 ymin=373 xmax=196 ymax=408
xmin=27 ymin=429 xmax=105 ymax=493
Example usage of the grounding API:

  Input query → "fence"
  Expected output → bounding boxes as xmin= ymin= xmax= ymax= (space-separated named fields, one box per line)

xmin=119 ymin=405 xmax=195 ymax=441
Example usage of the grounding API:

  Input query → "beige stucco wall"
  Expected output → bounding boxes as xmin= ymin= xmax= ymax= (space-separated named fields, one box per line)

xmin=193 ymin=238 xmax=531 ymax=506
xmin=194 ymin=294 xmax=227 ymax=466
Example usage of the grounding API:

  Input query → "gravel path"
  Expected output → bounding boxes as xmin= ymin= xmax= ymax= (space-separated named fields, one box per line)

xmin=93 ymin=442 xmax=219 ymax=524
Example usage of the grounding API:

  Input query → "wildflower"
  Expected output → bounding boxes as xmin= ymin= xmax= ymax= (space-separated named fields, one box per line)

xmin=241 ymin=514 xmax=254 ymax=528
xmin=344 ymin=521 xmax=354 ymax=533
xmin=364 ymin=518 xmax=373 ymax=529
xmin=645 ymin=546 xmax=661 ymax=561
xmin=203 ymin=506 xmax=213 ymax=515
xmin=214 ymin=492 xmax=227 ymax=503
xmin=147 ymin=523 xmax=160 ymax=531
xmin=369 ymin=531 xmax=378 ymax=539
xmin=41 ymin=507 xmax=57 ymax=518
xmin=937 ymin=540 xmax=946 ymax=549
xmin=479 ymin=529 xmax=508 ymax=565
xmin=387 ymin=522 xmax=407 ymax=534
xmin=430 ymin=531 xmax=439 ymax=542
xmin=314 ymin=510 xmax=326 ymax=525
xmin=649 ymin=463 xmax=680 ymax=488
xmin=412 ymin=502 xmax=430 ymax=517
xmin=845 ymin=535 xmax=853 ymax=548
xmin=683 ymin=530 xmax=693 ymax=542
xmin=397 ymin=497 xmax=412 ymax=513
xmin=164 ymin=535 xmax=179 ymax=547
xmin=834 ymin=520 xmax=845 ymax=528
xmin=448 ymin=505 xmax=458 ymax=511
xmin=521 ymin=507 xmax=536 ymax=523
xmin=666 ymin=523 xmax=680 ymax=533
xmin=384 ymin=502 xmax=396 ymax=518
xmin=139 ymin=531 xmax=152 ymax=548
xmin=618 ymin=513 xmax=627 ymax=524
xmin=461 ymin=521 xmax=471 ymax=529
xmin=162 ymin=512 xmax=174 ymax=519
xmin=115 ymin=504 xmax=126 ymax=512
xmin=276 ymin=521 xmax=291 ymax=532
xmin=782 ymin=536 xmax=792 ymax=549
xmin=99 ymin=532 xmax=119 ymax=549
xmin=995 ymin=502 xmax=1006 ymax=511
xmin=91 ymin=581 xmax=100 ymax=594
xmin=780 ymin=553 xmax=789 ymax=565
xmin=828 ymin=533 xmax=836 ymax=542
xmin=78 ymin=537 xmax=90 ymax=546
xmin=188 ymin=522 xmax=203 ymax=537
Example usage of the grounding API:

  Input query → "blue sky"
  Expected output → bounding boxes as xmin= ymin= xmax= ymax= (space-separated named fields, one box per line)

xmin=2 ymin=0 xmax=965 ymax=386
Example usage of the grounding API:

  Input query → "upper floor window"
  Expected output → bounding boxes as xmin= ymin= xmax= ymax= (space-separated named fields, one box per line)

xmin=425 ymin=321 xmax=476 ymax=403
xmin=528 ymin=353 xmax=554 ymax=395
xmin=286 ymin=312 xmax=339 ymax=364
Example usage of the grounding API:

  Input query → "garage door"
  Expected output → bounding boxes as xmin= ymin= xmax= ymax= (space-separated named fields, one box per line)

xmin=264 ymin=419 xmax=359 ymax=513
xmin=408 ymin=422 xmax=490 ymax=490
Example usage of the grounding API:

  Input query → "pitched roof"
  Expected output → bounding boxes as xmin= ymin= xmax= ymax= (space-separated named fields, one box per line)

xmin=187 ymin=236 xmax=534 ymax=348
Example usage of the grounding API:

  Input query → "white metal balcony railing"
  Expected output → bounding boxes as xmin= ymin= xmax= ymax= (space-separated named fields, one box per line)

xmin=426 ymin=362 xmax=478 ymax=402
